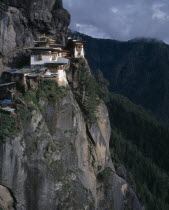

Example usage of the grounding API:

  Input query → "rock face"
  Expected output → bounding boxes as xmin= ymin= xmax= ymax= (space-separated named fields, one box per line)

xmin=0 ymin=0 xmax=70 ymax=69
xmin=0 ymin=185 xmax=15 ymax=210
xmin=0 ymin=59 xmax=143 ymax=210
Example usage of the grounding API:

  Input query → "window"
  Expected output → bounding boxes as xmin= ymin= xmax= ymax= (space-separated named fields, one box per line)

xmin=37 ymin=54 xmax=42 ymax=60
xmin=52 ymin=54 xmax=57 ymax=60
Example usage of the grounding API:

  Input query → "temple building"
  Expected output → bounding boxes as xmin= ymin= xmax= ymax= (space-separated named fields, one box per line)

xmin=30 ymin=35 xmax=70 ymax=86
xmin=30 ymin=35 xmax=70 ymax=69
xmin=0 ymin=82 xmax=16 ymax=100
xmin=0 ymin=35 xmax=86 ymax=91
xmin=67 ymin=38 xmax=86 ymax=58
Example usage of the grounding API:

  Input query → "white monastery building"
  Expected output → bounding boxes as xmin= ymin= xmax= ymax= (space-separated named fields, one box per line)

xmin=67 ymin=38 xmax=86 ymax=58
xmin=1 ymin=35 xmax=86 ymax=89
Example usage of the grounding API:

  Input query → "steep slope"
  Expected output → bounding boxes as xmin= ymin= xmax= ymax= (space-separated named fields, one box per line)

xmin=108 ymin=93 xmax=169 ymax=210
xmin=0 ymin=0 xmax=70 ymax=69
xmin=77 ymin=33 xmax=169 ymax=123
xmin=94 ymin=70 xmax=169 ymax=210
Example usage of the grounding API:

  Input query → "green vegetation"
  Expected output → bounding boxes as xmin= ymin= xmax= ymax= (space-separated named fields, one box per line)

xmin=61 ymin=8 xmax=70 ymax=16
xmin=95 ymin=70 xmax=110 ymax=103
xmin=77 ymin=32 xmax=169 ymax=122
xmin=18 ymin=104 xmax=37 ymax=122
xmin=109 ymin=94 xmax=169 ymax=172
xmin=37 ymin=80 xmax=69 ymax=103
xmin=23 ymin=90 xmax=37 ymax=104
xmin=0 ymin=0 xmax=7 ymax=11
xmin=112 ymin=130 xmax=169 ymax=210
xmin=78 ymin=66 xmax=99 ymax=124
xmin=0 ymin=112 xmax=16 ymax=141
xmin=97 ymin=167 xmax=112 ymax=187
xmin=0 ymin=80 xmax=69 ymax=141
xmin=95 ymin=69 xmax=169 ymax=209
xmin=108 ymin=93 xmax=169 ymax=210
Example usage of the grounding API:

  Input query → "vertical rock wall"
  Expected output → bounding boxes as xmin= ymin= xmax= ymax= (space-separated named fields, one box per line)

xmin=0 ymin=73 xmax=143 ymax=209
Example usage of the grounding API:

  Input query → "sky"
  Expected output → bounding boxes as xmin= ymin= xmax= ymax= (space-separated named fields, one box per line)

xmin=63 ymin=0 xmax=169 ymax=43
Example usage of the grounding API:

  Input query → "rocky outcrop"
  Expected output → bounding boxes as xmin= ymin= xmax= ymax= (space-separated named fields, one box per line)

xmin=67 ymin=58 xmax=143 ymax=210
xmin=0 ymin=185 xmax=15 ymax=210
xmin=0 ymin=0 xmax=70 ymax=70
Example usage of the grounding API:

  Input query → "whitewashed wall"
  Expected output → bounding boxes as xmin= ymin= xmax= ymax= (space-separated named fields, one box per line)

xmin=57 ymin=70 xmax=68 ymax=86
xmin=74 ymin=46 xmax=85 ymax=58
xmin=31 ymin=55 xmax=52 ymax=65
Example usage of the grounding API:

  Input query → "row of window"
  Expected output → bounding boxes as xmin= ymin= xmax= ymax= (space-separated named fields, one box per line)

xmin=37 ymin=54 xmax=58 ymax=61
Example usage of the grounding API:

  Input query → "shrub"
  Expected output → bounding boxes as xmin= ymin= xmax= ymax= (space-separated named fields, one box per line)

xmin=23 ymin=90 xmax=37 ymax=104
xmin=78 ymin=67 xmax=99 ymax=124
xmin=97 ymin=167 xmax=111 ymax=182
xmin=37 ymin=80 xmax=69 ymax=104
xmin=0 ymin=0 xmax=7 ymax=11
xmin=0 ymin=112 xmax=16 ymax=141
xmin=95 ymin=69 xmax=110 ymax=103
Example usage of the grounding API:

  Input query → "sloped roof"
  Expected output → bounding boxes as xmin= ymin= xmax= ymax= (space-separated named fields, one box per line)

xmin=45 ymin=57 xmax=69 ymax=65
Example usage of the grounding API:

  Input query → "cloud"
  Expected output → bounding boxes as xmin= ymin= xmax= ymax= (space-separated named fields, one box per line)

xmin=63 ymin=0 xmax=169 ymax=43
xmin=152 ymin=3 xmax=169 ymax=20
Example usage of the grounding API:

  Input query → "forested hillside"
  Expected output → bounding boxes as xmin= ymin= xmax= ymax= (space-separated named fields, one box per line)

xmin=109 ymin=94 xmax=169 ymax=210
xmin=78 ymin=33 xmax=169 ymax=123
xmin=95 ymin=71 xmax=169 ymax=210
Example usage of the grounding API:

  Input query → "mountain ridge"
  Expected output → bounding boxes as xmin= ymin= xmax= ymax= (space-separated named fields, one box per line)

xmin=76 ymin=32 xmax=169 ymax=123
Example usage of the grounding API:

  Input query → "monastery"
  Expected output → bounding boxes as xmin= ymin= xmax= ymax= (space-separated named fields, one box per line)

xmin=0 ymin=35 xmax=85 ymax=101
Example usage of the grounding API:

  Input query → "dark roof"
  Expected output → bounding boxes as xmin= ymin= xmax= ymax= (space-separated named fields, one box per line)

xmin=42 ymin=75 xmax=56 ymax=78
xmin=26 ymin=74 xmax=39 ymax=77
xmin=0 ymin=82 xmax=16 ymax=87
xmin=31 ymin=47 xmax=62 ymax=52
xmin=30 ymin=47 xmax=53 ymax=51
xmin=71 ymin=39 xmax=86 ymax=43
xmin=34 ymin=41 xmax=47 ymax=43
xmin=45 ymin=62 xmax=64 ymax=66
xmin=49 ymin=44 xmax=63 ymax=47
xmin=3 ymin=69 xmax=18 ymax=73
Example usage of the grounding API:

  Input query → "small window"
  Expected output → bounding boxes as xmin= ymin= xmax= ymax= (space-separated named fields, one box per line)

xmin=37 ymin=54 xmax=42 ymax=60
xmin=52 ymin=54 xmax=57 ymax=60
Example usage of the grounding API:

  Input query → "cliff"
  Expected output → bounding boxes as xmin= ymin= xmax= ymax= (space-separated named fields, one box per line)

xmin=0 ymin=58 xmax=142 ymax=210
xmin=0 ymin=0 xmax=143 ymax=209
xmin=0 ymin=0 xmax=70 ymax=69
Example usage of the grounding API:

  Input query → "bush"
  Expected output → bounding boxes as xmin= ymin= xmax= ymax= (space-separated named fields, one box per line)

xmin=0 ymin=112 xmax=16 ymax=141
xmin=23 ymin=90 xmax=37 ymax=104
xmin=97 ymin=167 xmax=111 ymax=182
xmin=37 ymin=80 xmax=69 ymax=103
xmin=78 ymin=67 xmax=99 ymax=124
xmin=0 ymin=0 xmax=7 ymax=11
xmin=95 ymin=69 xmax=110 ymax=103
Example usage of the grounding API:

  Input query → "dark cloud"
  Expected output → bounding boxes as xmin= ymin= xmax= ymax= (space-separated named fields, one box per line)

xmin=63 ymin=0 xmax=169 ymax=43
